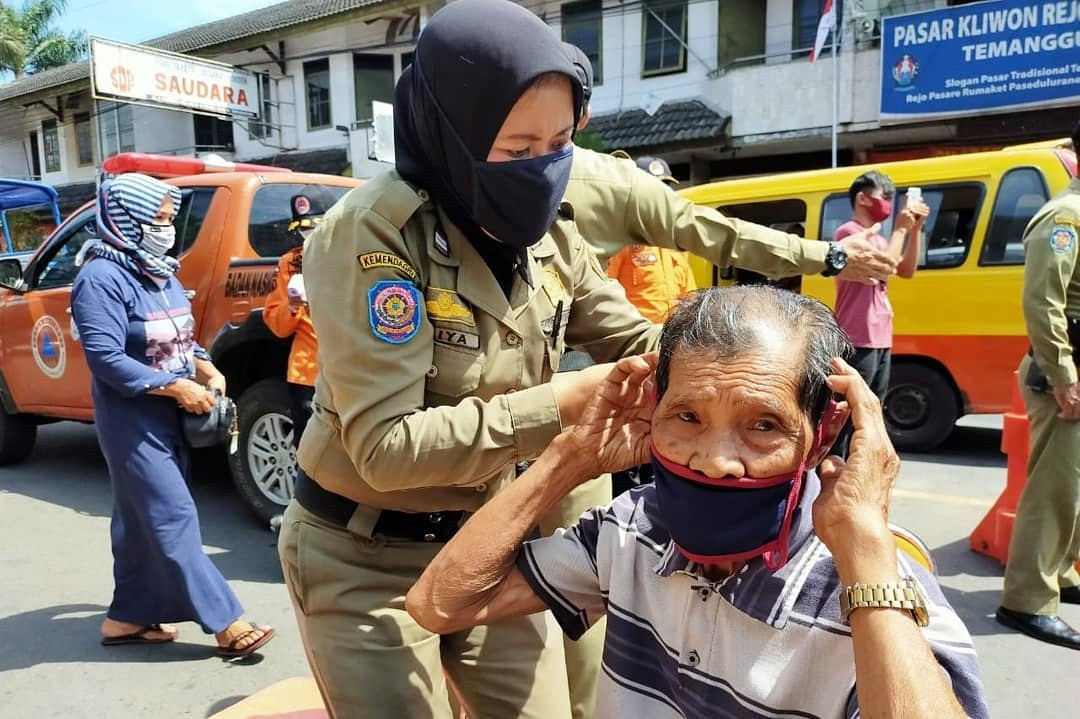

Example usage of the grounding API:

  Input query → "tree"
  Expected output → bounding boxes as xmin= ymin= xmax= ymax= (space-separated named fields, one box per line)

xmin=0 ymin=0 xmax=87 ymax=80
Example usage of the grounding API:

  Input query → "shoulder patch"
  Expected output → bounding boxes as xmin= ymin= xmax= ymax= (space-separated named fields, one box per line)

xmin=425 ymin=287 xmax=476 ymax=326
xmin=369 ymin=280 xmax=422 ymax=344
xmin=1050 ymin=224 xmax=1077 ymax=254
xmin=1053 ymin=215 xmax=1080 ymax=227
xmin=358 ymin=251 xmax=418 ymax=281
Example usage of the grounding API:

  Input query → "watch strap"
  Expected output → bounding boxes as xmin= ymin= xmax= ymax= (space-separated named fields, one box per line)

xmin=839 ymin=577 xmax=929 ymax=627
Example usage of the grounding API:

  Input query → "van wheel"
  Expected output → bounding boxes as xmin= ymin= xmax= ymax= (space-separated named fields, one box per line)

xmin=0 ymin=411 xmax=36 ymax=464
xmin=884 ymin=364 xmax=959 ymax=453
xmin=227 ymin=379 xmax=297 ymax=524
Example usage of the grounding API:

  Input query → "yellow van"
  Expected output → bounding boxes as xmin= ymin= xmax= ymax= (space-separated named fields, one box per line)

xmin=681 ymin=144 xmax=1078 ymax=452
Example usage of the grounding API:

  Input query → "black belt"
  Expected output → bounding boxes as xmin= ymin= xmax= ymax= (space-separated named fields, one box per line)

xmin=294 ymin=471 xmax=463 ymax=543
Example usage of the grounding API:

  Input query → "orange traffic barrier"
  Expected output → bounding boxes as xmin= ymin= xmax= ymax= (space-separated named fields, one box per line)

xmin=969 ymin=372 xmax=1026 ymax=565
xmin=970 ymin=370 xmax=1080 ymax=573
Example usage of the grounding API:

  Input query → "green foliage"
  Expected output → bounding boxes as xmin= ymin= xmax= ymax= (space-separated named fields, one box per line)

xmin=4 ymin=208 xmax=56 ymax=252
xmin=573 ymin=128 xmax=607 ymax=153
xmin=0 ymin=0 xmax=87 ymax=79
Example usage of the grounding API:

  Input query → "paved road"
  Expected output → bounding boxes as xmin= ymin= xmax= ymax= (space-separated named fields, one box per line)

xmin=0 ymin=418 xmax=1075 ymax=718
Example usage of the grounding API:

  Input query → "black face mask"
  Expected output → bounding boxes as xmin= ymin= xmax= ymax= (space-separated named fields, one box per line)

xmin=472 ymin=145 xmax=574 ymax=251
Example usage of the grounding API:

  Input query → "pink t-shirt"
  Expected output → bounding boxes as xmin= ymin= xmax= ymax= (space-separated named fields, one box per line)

xmin=833 ymin=221 xmax=893 ymax=349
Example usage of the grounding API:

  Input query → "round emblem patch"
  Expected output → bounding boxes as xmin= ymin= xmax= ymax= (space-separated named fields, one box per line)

xmin=31 ymin=315 xmax=66 ymax=379
xmin=648 ymin=160 xmax=666 ymax=177
xmin=293 ymin=195 xmax=311 ymax=216
xmin=368 ymin=280 xmax=421 ymax=344
xmin=1050 ymin=224 xmax=1077 ymax=254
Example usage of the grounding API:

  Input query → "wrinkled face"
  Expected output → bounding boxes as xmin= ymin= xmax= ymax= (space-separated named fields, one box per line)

xmin=152 ymin=194 xmax=176 ymax=225
xmin=486 ymin=74 xmax=575 ymax=163
xmin=651 ymin=333 xmax=817 ymax=479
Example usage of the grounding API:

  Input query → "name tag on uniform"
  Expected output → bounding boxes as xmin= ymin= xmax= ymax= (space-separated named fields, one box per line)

xmin=434 ymin=327 xmax=480 ymax=349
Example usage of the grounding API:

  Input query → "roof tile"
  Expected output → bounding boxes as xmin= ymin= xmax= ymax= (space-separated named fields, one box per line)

xmin=588 ymin=100 xmax=729 ymax=152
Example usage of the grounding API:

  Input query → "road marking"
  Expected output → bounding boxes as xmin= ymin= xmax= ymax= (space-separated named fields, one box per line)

xmin=892 ymin=488 xmax=994 ymax=508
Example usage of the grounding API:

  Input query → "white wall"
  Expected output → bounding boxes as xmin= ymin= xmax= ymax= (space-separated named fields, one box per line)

xmin=132 ymin=105 xmax=197 ymax=156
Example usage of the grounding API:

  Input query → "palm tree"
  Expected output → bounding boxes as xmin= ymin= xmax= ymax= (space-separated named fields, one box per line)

xmin=0 ymin=0 xmax=87 ymax=80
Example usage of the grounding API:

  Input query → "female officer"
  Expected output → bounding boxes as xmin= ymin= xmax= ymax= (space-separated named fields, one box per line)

xmin=276 ymin=1 xmax=660 ymax=717
xmin=72 ymin=173 xmax=274 ymax=657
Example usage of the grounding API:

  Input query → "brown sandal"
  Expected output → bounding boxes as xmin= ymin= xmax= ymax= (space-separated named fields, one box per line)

xmin=216 ymin=624 xmax=276 ymax=658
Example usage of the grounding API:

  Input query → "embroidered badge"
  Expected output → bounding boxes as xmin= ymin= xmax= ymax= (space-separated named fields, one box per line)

xmin=542 ymin=268 xmax=568 ymax=305
xmin=630 ymin=247 xmax=658 ymax=266
xmin=1050 ymin=224 xmax=1077 ymax=254
xmin=357 ymin=251 xmax=419 ymax=281
xmin=434 ymin=327 xmax=480 ymax=350
xmin=369 ymin=281 xmax=422 ymax=344
xmin=425 ymin=288 xmax=475 ymax=326
xmin=434 ymin=231 xmax=450 ymax=257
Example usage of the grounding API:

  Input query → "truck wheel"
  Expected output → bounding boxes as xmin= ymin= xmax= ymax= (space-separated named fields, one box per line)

xmin=884 ymin=363 xmax=959 ymax=453
xmin=228 ymin=379 xmax=297 ymax=524
xmin=0 ymin=411 xmax=36 ymax=465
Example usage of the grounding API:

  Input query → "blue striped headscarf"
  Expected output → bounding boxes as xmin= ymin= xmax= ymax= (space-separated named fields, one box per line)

xmin=81 ymin=173 xmax=183 ymax=281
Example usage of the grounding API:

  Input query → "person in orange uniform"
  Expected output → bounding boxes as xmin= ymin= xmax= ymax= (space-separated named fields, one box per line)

xmin=604 ymin=156 xmax=696 ymax=323
xmin=263 ymin=190 xmax=332 ymax=447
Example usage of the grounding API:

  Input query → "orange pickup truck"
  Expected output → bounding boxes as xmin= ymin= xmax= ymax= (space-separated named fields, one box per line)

xmin=0 ymin=154 xmax=358 ymax=522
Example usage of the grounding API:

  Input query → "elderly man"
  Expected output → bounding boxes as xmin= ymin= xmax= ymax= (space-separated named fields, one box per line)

xmin=407 ymin=286 xmax=989 ymax=719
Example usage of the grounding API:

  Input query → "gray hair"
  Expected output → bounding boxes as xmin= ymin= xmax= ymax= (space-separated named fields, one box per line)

xmin=656 ymin=286 xmax=853 ymax=425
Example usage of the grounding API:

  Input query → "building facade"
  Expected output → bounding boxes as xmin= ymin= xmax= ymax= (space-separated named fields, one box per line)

xmin=0 ymin=0 xmax=1075 ymax=210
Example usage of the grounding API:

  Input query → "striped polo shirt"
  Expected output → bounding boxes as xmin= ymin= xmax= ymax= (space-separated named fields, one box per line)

xmin=516 ymin=473 xmax=990 ymax=719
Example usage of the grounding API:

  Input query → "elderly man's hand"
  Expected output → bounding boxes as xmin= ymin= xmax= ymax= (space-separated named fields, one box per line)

xmin=836 ymin=224 xmax=897 ymax=285
xmin=812 ymin=358 xmax=901 ymax=555
xmin=564 ymin=353 xmax=658 ymax=478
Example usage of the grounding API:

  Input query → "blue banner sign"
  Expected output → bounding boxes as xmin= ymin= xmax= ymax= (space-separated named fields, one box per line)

xmin=880 ymin=0 xmax=1080 ymax=123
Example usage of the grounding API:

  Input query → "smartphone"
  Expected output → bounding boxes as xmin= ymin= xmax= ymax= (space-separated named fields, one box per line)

xmin=287 ymin=273 xmax=307 ymax=303
xmin=907 ymin=187 xmax=922 ymax=204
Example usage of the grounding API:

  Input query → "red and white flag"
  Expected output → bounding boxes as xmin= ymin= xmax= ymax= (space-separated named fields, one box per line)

xmin=810 ymin=0 xmax=836 ymax=62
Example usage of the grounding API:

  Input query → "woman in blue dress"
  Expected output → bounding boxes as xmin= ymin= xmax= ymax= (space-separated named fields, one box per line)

xmin=71 ymin=172 xmax=275 ymax=657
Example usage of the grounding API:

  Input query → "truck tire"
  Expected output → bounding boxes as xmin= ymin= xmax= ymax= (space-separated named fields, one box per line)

xmin=0 ymin=411 xmax=36 ymax=465
xmin=228 ymin=378 xmax=297 ymax=524
xmin=883 ymin=363 xmax=960 ymax=453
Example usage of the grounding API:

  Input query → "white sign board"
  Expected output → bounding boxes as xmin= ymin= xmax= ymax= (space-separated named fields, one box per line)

xmin=90 ymin=36 xmax=259 ymax=118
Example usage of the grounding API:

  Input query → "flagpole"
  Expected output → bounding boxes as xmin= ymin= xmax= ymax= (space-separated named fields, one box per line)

xmin=831 ymin=21 xmax=839 ymax=168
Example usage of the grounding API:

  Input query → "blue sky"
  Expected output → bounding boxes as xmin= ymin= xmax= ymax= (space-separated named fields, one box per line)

xmin=56 ymin=0 xmax=283 ymax=45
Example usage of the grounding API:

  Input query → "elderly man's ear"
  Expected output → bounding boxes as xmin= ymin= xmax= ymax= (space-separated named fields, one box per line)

xmin=809 ymin=399 xmax=851 ymax=470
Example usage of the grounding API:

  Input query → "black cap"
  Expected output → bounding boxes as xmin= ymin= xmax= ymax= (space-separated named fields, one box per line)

xmin=636 ymin=156 xmax=677 ymax=185
xmin=563 ymin=42 xmax=593 ymax=104
xmin=288 ymin=185 xmax=337 ymax=232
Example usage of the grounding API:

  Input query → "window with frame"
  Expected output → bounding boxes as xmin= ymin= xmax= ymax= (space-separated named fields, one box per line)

xmin=41 ymin=119 xmax=61 ymax=174
xmin=980 ymin=168 xmax=1049 ymax=266
xmin=305 ymin=59 xmax=332 ymax=130
xmin=642 ymin=0 xmax=687 ymax=77
xmin=794 ymin=0 xmax=843 ymax=56
xmin=718 ymin=0 xmax=766 ymax=69
xmin=249 ymin=74 xmax=274 ymax=140
xmin=74 ymin=112 xmax=94 ymax=166
xmin=821 ymin=182 xmax=985 ymax=270
xmin=97 ymin=101 xmax=135 ymax=160
xmin=353 ymin=54 xmax=395 ymax=125
xmin=563 ymin=0 xmax=602 ymax=85
xmin=193 ymin=115 xmax=234 ymax=151
xmin=170 ymin=187 xmax=217 ymax=258
xmin=718 ymin=199 xmax=807 ymax=289
xmin=34 ymin=210 xmax=97 ymax=290
xmin=247 ymin=183 xmax=350 ymax=257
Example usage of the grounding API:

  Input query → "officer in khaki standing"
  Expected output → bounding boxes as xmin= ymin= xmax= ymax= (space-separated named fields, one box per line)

xmin=278 ymin=4 xmax=662 ymax=717
xmin=995 ymin=121 xmax=1080 ymax=651
xmin=550 ymin=42 xmax=900 ymax=719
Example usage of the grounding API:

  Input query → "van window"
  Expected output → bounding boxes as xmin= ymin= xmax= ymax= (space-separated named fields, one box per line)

xmin=718 ymin=199 xmax=807 ymax=289
xmin=980 ymin=168 xmax=1049 ymax=266
xmin=170 ymin=187 xmax=216 ymax=259
xmin=248 ymin=184 xmax=350 ymax=257
xmin=821 ymin=184 xmax=984 ymax=270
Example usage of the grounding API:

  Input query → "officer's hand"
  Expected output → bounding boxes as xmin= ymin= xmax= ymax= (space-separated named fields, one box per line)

xmin=837 ymin=226 xmax=897 ymax=286
xmin=812 ymin=358 xmax=900 ymax=556
xmin=552 ymin=361 xmax=620 ymax=427
xmin=171 ymin=378 xmax=217 ymax=414
xmin=1052 ymin=382 xmax=1080 ymax=420
xmin=566 ymin=353 xmax=658 ymax=477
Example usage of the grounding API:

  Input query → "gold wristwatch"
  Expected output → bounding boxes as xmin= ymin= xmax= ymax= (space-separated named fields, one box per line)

xmin=839 ymin=576 xmax=930 ymax=627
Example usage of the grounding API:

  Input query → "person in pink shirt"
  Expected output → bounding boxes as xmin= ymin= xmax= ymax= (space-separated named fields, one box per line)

xmin=832 ymin=170 xmax=928 ymax=457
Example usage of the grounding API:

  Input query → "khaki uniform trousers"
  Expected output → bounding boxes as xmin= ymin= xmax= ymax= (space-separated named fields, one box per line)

xmin=278 ymin=500 xmax=571 ymax=719
xmin=540 ymin=475 xmax=609 ymax=719
xmin=1002 ymin=355 xmax=1080 ymax=615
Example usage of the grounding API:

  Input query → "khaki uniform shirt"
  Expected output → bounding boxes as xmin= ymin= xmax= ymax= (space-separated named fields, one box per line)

xmin=1022 ymin=177 xmax=1080 ymax=387
xmin=565 ymin=148 xmax=829 ymax=275
xmin=297 ymin=171 xmax=660 ymax=513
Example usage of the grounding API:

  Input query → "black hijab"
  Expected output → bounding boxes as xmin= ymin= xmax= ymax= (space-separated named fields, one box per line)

xmin=394 ymin=0 xmax=583 ymax=292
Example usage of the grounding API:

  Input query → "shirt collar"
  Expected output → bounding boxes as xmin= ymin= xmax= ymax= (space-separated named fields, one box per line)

xmin=651 ymin=470 xmax=826 ymax=630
